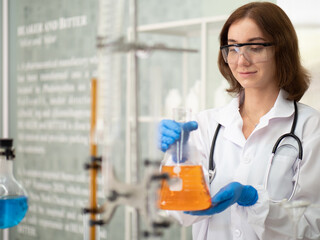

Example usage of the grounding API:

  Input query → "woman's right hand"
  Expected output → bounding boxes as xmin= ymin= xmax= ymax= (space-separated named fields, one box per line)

xmin=158 ymin=119 xmax=198 ymax=152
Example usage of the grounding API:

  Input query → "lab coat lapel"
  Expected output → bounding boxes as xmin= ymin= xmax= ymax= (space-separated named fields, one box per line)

xmin=218 ymin=98 xmax=246 ymax=147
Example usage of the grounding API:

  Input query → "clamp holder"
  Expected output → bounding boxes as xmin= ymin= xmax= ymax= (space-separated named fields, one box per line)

xmin=84 ymin=156 xmax=102 ymax=170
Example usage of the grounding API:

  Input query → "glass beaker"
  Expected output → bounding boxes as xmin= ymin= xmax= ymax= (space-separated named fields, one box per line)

xmin=158 ymin=108 xmax=211 ymax=211
xmin=0 ymin=139 xmax=28 ymax=229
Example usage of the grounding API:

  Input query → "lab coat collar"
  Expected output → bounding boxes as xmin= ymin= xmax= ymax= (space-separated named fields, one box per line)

xmin=217 ymin=89 xmax=294 ymax=126
xmin=218 ymin=97 xmax=241 ymax=127
xmin=258 ymin=89 xmax=294 ymax=128
xmin=217 ymin=97 xmax=246 ymax=146
xmin=216 ymin=89 xmax=294 ymax=147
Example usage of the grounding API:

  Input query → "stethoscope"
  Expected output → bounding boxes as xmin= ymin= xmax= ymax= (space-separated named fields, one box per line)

xmin=208 ymin=101 xmax=303 ymax=202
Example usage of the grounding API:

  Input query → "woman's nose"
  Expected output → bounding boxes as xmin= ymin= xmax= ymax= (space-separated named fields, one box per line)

xmin=237 ymin=53 xmax=251 ymax=65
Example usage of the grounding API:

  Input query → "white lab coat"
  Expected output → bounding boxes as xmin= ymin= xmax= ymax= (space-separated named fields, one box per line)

xmin=168 ymin=89 xmax=320 ymax=239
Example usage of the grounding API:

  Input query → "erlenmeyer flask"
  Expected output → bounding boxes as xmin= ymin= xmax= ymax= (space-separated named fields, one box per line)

xmin=0 ymin=139 xmax=28 ymax=229
xmin=158 ymin=108 xmax=211 ymax=211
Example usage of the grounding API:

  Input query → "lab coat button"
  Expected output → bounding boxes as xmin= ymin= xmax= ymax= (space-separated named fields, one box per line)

xmin=234 ymin=229 xmax=242 ymax=238
xmin=243 ymin=156 xmax=251 ymax=163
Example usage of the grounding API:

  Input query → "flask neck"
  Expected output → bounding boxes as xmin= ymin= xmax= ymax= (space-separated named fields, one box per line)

xmin=0 ymin=157 xmax=13 ymax=176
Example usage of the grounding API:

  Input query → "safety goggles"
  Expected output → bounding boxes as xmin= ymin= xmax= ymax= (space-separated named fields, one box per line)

xmin=220 ymin=42 xmax=273 ymax=64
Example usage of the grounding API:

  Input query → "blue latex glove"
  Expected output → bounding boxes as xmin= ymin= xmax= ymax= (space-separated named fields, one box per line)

xmin=185 ymin=182 xmax=258 ymax=216
xmin=158 ymin=119 xmax=198 ymax=152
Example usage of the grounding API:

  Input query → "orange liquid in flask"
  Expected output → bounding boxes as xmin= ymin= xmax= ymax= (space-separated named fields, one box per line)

xmin=158 ymin=165 xmax=211 ymax=211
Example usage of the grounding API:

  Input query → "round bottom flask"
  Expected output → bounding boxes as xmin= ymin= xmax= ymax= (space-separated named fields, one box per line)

xmin=0 ymin=139 xmax=28 ymax=229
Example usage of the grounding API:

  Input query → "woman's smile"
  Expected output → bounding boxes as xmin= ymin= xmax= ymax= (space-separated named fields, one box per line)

xmin=238 ymin=70 xmax=257 ymax=78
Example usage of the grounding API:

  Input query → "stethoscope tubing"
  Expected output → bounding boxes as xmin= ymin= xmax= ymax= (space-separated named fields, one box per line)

xmin=271 ymin=132 xmax=303 ymax=159
xmin=264 ymin=153 xmax=302 ymax=202
xmin=209 ymin=101 xmax=302 ymax=202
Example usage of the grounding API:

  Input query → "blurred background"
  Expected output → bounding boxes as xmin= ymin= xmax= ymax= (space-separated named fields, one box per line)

xmin=1 ymin=0 xmax=320 ymax=239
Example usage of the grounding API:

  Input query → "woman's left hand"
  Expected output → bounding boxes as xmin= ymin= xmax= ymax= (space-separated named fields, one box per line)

xmin=184 ymin=182 xmax=258 ymax=216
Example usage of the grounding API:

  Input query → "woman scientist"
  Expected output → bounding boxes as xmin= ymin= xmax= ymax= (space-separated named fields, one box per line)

xmin=159 ymin=2 xmax=320 ymax=239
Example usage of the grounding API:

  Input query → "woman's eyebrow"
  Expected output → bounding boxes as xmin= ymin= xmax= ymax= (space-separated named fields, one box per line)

xmin=248 ymin=37 xmax=267 ymax=42
xmin=227 ymin=39 xmax=237 ymax=43
xmin=227 ymin=37 xmax=267 ymax=43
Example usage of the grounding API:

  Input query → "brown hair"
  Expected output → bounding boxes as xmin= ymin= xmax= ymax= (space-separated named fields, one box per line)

xmin=218 ymin=2 xmax=310 ymax=101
